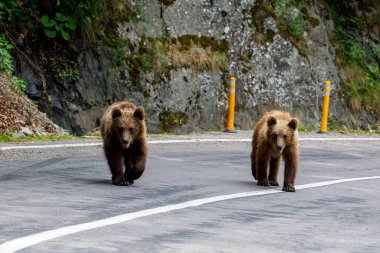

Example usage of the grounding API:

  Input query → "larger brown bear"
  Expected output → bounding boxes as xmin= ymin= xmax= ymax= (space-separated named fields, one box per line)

xmin=251 ymin=111 xmax=299 ymax=192
xmin=101 ymin=101 xmax=147 ymax=186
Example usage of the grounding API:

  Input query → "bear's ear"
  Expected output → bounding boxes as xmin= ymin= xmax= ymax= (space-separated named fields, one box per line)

xmin=111 ymin=108 xmax=122 ymax=120
xmin=134 ymin=106 xmax=145 ymax=121
xmin=288 ymin=118 xmax=299 ymax=130
xmin=267 ymin=116 xmax=277 ymax=127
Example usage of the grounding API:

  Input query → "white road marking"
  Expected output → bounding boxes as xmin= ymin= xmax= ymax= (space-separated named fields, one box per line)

xmin=0 ymin=176 xmax=379 ymax=253
xmin=159 ymin=157 xmax=185 ymax=161
xmin=0 ymin=142 xmax=102 ymax=150
xmin=299 ymin=137 xmax=380 ymax=141
xmin=1 ymin=137 xmax=380 ymax=150
xmin=307 ymin=161 xmax=341 ymax=167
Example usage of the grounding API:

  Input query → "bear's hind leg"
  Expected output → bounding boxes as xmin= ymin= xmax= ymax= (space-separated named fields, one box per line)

xmin=251 ymin=133 xmax=259 ymax=180
xmin=251 ymin=150 xmax=257 ymax=180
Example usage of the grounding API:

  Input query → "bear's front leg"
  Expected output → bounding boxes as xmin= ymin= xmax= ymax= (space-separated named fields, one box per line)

xmin=256 ymin=156 xmax=270 ymax=186
xmin=268 ymin=157 xmax=280 ymax=186
xmin=105 ymin=148 xmax=129 ymax=186
xmin=282 ymin=146 xmax=298 ymax=192
xmin=124 ymin=140 xmax=147 ymax=184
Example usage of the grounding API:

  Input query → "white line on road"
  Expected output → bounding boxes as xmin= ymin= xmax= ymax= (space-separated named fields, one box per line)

xmin=1 ymin=137 xmax=380 ymax=150
xmin=0 ymin=176 xmax=379 ymax=253
xmin=0 ymin=142 xmax=103 ymax=150
xmin=159 ymin=157 xmax=185 ymax=161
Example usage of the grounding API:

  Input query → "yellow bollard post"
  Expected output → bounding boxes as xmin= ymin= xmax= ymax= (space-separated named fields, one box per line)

xmin=319 ymin=80 xmax=331 ymax=133
xmin=225 ymin=76 xmax=237 ymax=133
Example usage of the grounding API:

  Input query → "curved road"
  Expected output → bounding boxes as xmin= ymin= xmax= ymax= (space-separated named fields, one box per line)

xmin=0 ymin=132 xmax=379 ymax=252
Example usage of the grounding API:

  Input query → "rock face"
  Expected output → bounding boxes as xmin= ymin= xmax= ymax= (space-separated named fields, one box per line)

xmin=15 ymin=0 xmax=379 ymax=134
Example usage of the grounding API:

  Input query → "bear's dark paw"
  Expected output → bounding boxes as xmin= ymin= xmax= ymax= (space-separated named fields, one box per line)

xmin=269 ymin=181 xmax=279 ymax=186
xmin=112 ymin=178 xmax=130 ymax=186
xmin=128 ymin=180 xmax=134 ymax=185
xmin=282 ymin=185 xmax=295 ymax=192
xmin=257 ymin=180 xmax=270 ymax=186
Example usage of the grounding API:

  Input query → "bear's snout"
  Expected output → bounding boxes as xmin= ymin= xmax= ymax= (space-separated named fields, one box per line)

xmin=276 ymin=145 xmax=283 ymax=152
xmin=122 ymin=138 xmax=131 ymax=149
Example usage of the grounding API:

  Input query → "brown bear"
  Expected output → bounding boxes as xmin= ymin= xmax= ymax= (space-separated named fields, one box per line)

xmin=100 ymin=101 xmax=147 ymax=186
xmin=250 ymin=110 xmax=299 ymax=192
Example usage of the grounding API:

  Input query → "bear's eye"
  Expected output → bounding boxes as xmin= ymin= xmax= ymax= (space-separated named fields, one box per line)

xmin=118 ymin=127 xmax=124 ymax=134
xmin=128 ymin=127 xmax=133 ymax=134
xmin=272 ymin=134 xmax=277 ymax=139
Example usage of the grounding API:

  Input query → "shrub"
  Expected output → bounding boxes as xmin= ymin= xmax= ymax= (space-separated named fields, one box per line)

xmin=0 ymin=34 xmax=13 ymax=74
xmin=0 ymin=34 xmax=28 ymax=91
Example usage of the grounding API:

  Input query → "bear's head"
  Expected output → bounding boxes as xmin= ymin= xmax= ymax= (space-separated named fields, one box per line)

xmin=266 ymin=116 xmax=298 ymax=154
xmin=110 ymin=106 xmax=145 ymax=149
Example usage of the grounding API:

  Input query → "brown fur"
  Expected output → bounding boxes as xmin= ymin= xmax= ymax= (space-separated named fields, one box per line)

xmin=250 ymin=111 xmax=299 ymax=192
xmin=100 ymin=101 xmax=147 ymax=186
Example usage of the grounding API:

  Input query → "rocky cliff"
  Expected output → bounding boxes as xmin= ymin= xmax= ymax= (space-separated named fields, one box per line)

xmin=10 ymin=0 xmax=380 ymax=134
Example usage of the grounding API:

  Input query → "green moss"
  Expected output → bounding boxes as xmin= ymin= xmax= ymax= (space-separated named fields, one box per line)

xmin=265 ymin=29 xmax=276 ymax=43
xmin=173 ymin=35 xmax=228 ymax=52
xmin=308 ymin=16 xmax=320 ymax=27
xmin=241 ymin=67 xmax=249 ymax=74
xmin=158 ymin=109 xmax=188 ymax=132
xmin=158 ymin=0 xmax=176 ymax=6
xmin=288 ymin=14 xmax=308 ymax=39
xmin=125 ymin=36 xmax=170 ymax=85
xmin=143 ymin=90 xmax=151 ymax=98
xmin=58 ymin=63 xmax=79 ymax=81
xmin=249 ymin=1 xmax=309 ymax=56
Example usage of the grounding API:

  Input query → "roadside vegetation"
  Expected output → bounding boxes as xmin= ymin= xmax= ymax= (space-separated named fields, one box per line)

xmin=250 ymin=0 xmax=380 ymax=128
xmin=0 ymin=134 xmax=74 ymax=143
xmin=0 ymin=0 xmax=379 ymax=136
xmin=0 ymin=34 xmax=27 ymax=91
xmin=330 ymin=0 xmax=380 ymax=118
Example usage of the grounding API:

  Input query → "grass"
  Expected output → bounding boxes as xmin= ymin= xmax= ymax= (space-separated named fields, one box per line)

xmin=297 ymin=123 xmax=316 ymax=132
xmin=0 ymin=134 xmax=75 ymax=143
xmin=297 ymin=121 xmax=380 ymax=135
xmin=327 ymin=128 xmax=380 ymax=135
xmin=168 ymin=41 xmax=228 ymax=72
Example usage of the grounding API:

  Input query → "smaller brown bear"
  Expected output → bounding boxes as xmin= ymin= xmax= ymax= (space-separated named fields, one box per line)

xmin=250 ymin=111 xmax=299 ymax=192
xmin=100 ymin=101 xmax=147 ymax=186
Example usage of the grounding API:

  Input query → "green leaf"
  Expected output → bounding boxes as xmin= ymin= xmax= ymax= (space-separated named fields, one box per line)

xmin=41 ymin=15 xmax=56 ymax=27
xmin=65 ymin=16 xmax=77 ymax=30
xmin=55 ymin=23 xmax=64 ymax=31
xmin=55 ymin=12 xmax=69 ymax=22
xmin=60 ymin=30 xmax=70 ymax=41
xmin=44 ymin=29 xmax=56 ymax=38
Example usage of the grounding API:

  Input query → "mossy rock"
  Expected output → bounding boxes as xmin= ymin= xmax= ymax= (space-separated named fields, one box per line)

xmin=159 ymin=109 xmax=188 ymax=132
xmin=172 ymin=35 xmax=228 ymax=52
xmin=158 ymin=0 xmax=176 ymax=6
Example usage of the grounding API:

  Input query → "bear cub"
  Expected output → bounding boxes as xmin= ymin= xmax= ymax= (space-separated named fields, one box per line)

xmin=250 ymin=111 xmax=299 ymax=192
xmin=101 ymin=101 xmax=147 ymax=186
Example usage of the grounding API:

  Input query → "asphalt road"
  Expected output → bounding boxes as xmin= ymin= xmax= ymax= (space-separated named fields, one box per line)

xmin=0 ymin=132 xmax=379 ymax=253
